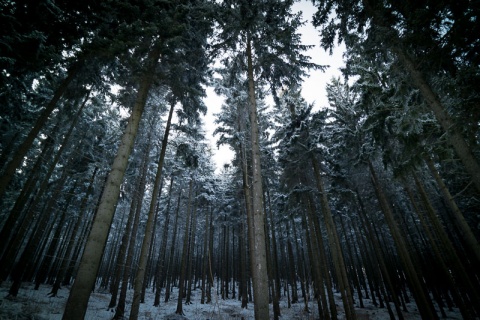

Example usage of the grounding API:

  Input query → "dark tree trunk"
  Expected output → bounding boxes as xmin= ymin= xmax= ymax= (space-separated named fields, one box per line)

xmin=175 ymin=178 xmax=194 ymax=315
xmin=129 ymin=100 xmax=175 ymax=320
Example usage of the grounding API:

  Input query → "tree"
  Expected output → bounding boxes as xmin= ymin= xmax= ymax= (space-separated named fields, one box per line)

xmin=213 ymin=1 xmax=317 ymax=317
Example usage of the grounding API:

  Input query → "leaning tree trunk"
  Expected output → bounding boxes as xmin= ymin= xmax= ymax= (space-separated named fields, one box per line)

xmin=62 ymin=48 xmax=160 ymax=320
xmin=311 ymin=156 xmax=356 ymax=320
xmin=301 ymin=195 xmax=329 ymax=319
xmin=246 ymin=34 xmax=270 ymax=320
xmin=129 ymin=99 xmax=175 ymax=320
xmin=8 ymin=168 xmax=70 ymax=297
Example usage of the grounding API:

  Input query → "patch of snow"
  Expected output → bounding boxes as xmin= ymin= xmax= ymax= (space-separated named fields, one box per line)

xmin=0 ymin=281 xmax=463 ymax=319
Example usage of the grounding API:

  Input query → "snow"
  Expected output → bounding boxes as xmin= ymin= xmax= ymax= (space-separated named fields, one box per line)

xmin=0 ymin=281 xmax=463 ymax=319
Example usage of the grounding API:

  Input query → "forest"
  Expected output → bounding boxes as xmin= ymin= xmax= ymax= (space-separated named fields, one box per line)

xmin=0 ymin=0 xmax=479 ymax=319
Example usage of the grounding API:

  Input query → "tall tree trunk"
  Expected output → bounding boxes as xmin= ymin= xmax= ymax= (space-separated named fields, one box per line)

xmin=201 ymin=205 xmax=212 ymax=305
xmin=246 ymin=34 xmax=270 ymax=320
xmin=185 ymin=195 xmax=198 ymax=305
xmin=112 ymin=175 xmax=145 ymax=320
xmin=154 ymin=176 xmax=175 ymax=306
xmin=311 ymin=156 xmax=356 ymax=320
xmin=266 ymin=186 xmax=281 ymax=319
xmin=164 ymin=188 xmax=182 ymax=303
xmin=285 ymin=221 xmax=298 ymax=304
xmin=239 ymin=218 xmax=248 ymax=308
xmin=129 ymin=100 xmax=175 ymax=320
xmin=0 ymin=129 xmax=56 ymax=254
xmin=62 ymin=48 xmax=160 ymax=320
xmin=302 ymin=195 xmax=329 ymax=319
xmin=8 ymin=168 xmax=70 ymax=296
xmin=356 ymin=190 xmax=403 ymax=319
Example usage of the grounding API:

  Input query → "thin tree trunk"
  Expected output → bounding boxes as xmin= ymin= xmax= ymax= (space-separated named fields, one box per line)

xmin=129 ymin=100 xmax=174 ymax=319
xmin=239 ymin=218 xmax=248 ymax=308
xmin=8 ymin=168 xmax=70 ymax=297
xmin=356 ymin=192 xmax=402 ymax=319
xmin=311 ymin=156 xmax=356 ymax=320
xmin=302 ymin=195 xmax=329 ymax=319
xmin=246 ymin=34 xmax=270 ymax=320
xmin=185 ymin=195 xmax=198 ymax=304
xmin=164 ymin=188 xmax=182 ymax=303
xmin=154 ymin=176 xmax=175 ymax=306
xmin=112 ymin=176 xmax=145 ymax=320
xmin=49 ymin=167 xmax=98 ymax=297
xmin=175 ymin=178 xmax=194 ymax=315
xmin=266 ymin=186 xmax=281 ymax=319
xmin=201 ymin=205 xmax=212 ymax=304
xmin=285 ymin=221 xmax=298 ymax=304
xmin=62 ymin=48 xmax=160 ymax=320
xmin=34 ymin=181 xmax=79 ymax=290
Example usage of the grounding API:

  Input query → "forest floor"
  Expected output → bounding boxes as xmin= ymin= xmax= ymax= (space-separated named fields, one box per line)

xmin=0 ymin=281 xmax=462 ymax=319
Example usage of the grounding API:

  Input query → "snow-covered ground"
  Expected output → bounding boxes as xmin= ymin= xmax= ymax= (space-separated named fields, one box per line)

xmin=0 ymin=281 xmax=462 ymax=319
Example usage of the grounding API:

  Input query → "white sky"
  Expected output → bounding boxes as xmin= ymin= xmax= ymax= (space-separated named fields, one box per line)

xmin=202 ymin=1 xmax=345 ymax=172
